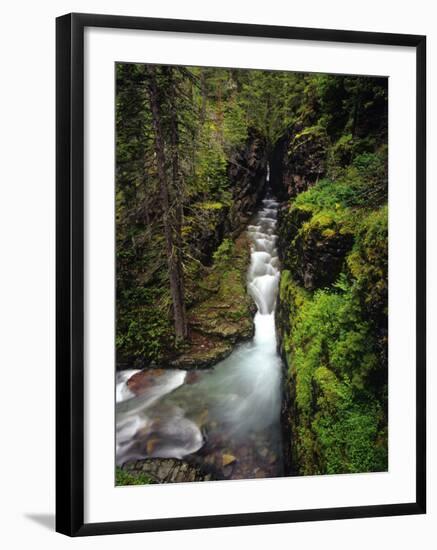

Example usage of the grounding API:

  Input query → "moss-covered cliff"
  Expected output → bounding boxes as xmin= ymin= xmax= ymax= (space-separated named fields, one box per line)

xmin=277 ymin=205 xmax=388 ymax=474
xmin=275 ymin=76 xmax=388 ymax=475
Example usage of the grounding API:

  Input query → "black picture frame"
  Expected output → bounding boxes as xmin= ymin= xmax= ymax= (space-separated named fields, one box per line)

xmin=56 ymin=12 xmax=426 ymax=537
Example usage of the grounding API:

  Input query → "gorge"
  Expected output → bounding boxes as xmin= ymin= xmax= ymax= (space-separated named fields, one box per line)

xmin=115 ymin=65 xmax=389 ymax=484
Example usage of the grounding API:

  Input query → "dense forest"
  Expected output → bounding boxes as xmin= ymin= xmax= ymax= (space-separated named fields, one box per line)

xmin=116 ymin=63 xmax=388 ymax=480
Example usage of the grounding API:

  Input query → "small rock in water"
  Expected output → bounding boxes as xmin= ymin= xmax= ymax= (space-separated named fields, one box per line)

xmin=205 ymin=454 xmax=216 ymax=466
xmin=127 ymin=369 xmax=166 ymax=395
xmin=185 ymin=371 xmax=200 ymax=385
xmin=146 ymin=437 xmax=160 ymax=455
xmin=258 ymin=447 xmax=269 ymax=459
xmin=268 ymin=452 xmax=277 ymax=465
xmin=222 ymin=453 xmax=237 ymax=467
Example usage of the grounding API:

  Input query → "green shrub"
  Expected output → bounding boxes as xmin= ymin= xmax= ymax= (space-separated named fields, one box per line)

xmin=212 ymin=238 xmax=235 ymax=264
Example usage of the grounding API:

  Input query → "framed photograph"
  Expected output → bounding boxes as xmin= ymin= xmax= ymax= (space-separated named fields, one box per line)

xmin=56 ymin=13 xmax=426 ymax=536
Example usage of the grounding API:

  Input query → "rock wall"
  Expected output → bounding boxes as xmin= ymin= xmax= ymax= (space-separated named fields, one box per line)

xmin=269 ymin=124 xmax=328 ymax=200
xmin=272 ymin=116 xmax=388 ymax=476
xmin=275 ymin=199 xmax=388 ymax=476
xmin=227 ymin=128 xmax=268 ymax=233
xmin=277 ymin=204 xmax=354 ymax=292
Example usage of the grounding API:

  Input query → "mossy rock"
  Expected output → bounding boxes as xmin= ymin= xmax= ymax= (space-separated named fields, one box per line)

xmin=278 ymin=203 xmax=354 ymax=291
xmin=168 ymin=233 xmax=255 ymax=369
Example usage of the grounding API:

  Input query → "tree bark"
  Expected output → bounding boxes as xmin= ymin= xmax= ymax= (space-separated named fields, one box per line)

xmin=165 ymin=67 xmax=188 ymax=338
xmin=146 ymin=65 xmax=188 ymax=340
xmin=200 ymin=69 xmax=207 ymax=125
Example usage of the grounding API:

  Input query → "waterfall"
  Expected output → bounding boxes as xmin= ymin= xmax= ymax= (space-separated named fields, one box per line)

xmin=116 ymin=170 xmax=284 ymax=479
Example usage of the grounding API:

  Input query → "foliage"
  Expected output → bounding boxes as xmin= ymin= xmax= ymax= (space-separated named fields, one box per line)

xmin=212 ymin=238 xmax=234 ymax=264
xmin=348 ymin=206 xmax=388 ymax=323
xmin=276 ymin=72 xmax=388 ymax=475
xmin=280 ymin=271 xmax=387 ymax=474
xmin=115 ymin=467 xmax=154 ymax=486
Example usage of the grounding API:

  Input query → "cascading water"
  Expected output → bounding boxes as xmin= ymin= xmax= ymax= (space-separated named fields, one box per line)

xmin=116 ymin=175 xmax=284 ymax=480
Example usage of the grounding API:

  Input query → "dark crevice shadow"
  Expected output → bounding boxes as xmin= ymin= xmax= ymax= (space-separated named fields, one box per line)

xmin=25 ymin=513 xmax=55 ymax=531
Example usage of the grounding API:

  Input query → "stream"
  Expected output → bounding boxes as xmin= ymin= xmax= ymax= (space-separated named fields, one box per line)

xmin=116 ymin=190 xmax=284 ymax=480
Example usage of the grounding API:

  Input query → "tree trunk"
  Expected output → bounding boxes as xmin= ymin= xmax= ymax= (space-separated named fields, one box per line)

xmin=146 ymin=65 xmax=188 ymax=340
xmin=200 ymin=69 xmax=207 ymax=125
xmin=165 ymin=67 xmax=188 ymax=338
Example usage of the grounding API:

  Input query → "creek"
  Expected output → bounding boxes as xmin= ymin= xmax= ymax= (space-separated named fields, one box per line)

xmin=116 ymin=185 xmax=285 ymax=480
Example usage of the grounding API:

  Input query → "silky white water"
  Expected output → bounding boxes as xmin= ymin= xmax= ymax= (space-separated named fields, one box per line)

xmin=116 ymin=188 xmax=284 ymax=479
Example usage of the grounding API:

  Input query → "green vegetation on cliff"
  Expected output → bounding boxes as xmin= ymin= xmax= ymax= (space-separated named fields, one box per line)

xmin=276 ymin=75 xmax=388 ymax=475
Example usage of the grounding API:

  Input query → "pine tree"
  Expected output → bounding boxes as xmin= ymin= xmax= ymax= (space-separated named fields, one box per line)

xmin=146 ymin=65 xmax=188 ymax=340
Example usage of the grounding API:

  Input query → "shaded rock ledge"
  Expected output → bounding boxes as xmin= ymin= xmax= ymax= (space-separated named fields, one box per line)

xmin=120 ymin=458 xmax=217 ymax=484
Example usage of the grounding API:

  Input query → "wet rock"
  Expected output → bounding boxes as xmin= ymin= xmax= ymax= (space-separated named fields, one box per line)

xmin=146 ymin=437 xmax=160 ymax=455
xmin=222 ymin=453 xmax=237 ymax=467
xmin=169 ymin=334 xmax=233 ymax=369
xmin=185 ymin=371 xmax=201 ymax=385
xmin=192 ymin=409 xmax=209 ymax=427
xmin=204 ymin=455 xmax=216 ymax=466
xmin=127 ymin=369 xmax=166 ymax=395
xmin=121 ymin=458 xmax=214 ymax=484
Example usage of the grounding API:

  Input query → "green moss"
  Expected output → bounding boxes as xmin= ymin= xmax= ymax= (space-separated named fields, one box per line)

xmin=278 ymin=269 xmax=387 ymax=475
xmin=278 ymin=270 xmax=308 ymax=361
xmin=301 ymin=208 xmax=355 ymax=235
xmin=115 ymin=467 xmax=154 ymax=486
xmin=312 ymin=402 xmax=387 ymax=474
xmin=294 ymin=178 xmax=357 ymax=212
xmin=212 ymin=238 xmax=234 ymax=263
xmin=327 ymin=133 xmax=353 ymax=170
xmin=194 ymin=201 xmax=226 ymax=210
xmin=321 ymin=228 xmax=336 ymax=238
xmin=348 ymin=205 xmax=388 ymax=319
xmin=293 ymin=142 xmax=387 ymax=215
xmin=189 ymin=235 xmax=254 ymax=344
